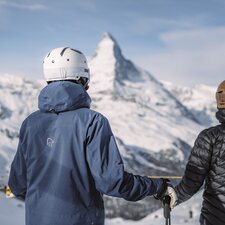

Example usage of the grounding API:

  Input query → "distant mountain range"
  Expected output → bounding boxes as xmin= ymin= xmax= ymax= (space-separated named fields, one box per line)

xmin=0 ymin=32 xmax=217 ymax=219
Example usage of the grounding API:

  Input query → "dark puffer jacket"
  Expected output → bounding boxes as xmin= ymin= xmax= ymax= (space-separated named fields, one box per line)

xmin=175 ymin=109 xmax=225 ymax=225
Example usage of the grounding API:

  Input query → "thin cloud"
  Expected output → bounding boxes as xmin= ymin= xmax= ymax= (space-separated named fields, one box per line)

xmin=129 ymin=18 xmax=197 ymax=36
xmin=0 ymin=1 xmax=47 ymax=11
xmin=160 ymin=27 xmax=225 ymax=47
xmin=134 ymin=26 xmax=225 ymax=86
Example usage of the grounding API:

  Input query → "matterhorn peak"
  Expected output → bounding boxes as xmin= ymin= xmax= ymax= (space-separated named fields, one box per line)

xmin=89 ymin=32 xmax=125 ymax=94
xmin=89 ymin=32 xmax=153 ymax=94
xmin=93 ymin=32 xmax=124 ymax=62
xmin=102 ymin=32 xmax=117 ymax=43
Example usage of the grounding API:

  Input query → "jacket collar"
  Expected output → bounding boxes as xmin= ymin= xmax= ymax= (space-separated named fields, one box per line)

xmin=38 ymin=81 xmax=91 ymax=113
xmin=216 ymin=109 xmax=225 ymax=124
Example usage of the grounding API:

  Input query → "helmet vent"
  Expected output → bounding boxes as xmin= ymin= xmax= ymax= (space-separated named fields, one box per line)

xmin=70 ymin=48 xmax=82 ymax=54
xmin=60 ymin=47 xmax=69 ymax=56
xmin=47 ymin=52 xmax=51 ymax=58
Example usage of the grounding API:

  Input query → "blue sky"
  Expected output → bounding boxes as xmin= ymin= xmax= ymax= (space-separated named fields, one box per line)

xmin=1 ymin=0 xmax=225 ymax=86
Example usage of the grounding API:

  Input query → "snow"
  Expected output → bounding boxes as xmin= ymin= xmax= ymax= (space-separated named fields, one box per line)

xmin=0 ymin=191 xmax=202 ymax=225
xmin=163 ymin=81 xmax=217 ymax=126
xmin=106 ymin=192 xmax=202 ymax=225
xmin=89 ymin=32 xmax=118 ymax=93
xmin=0 ymin=192 xmax=25 ymax=225
xmin=0 ymin=74 xmax=42 ymax=179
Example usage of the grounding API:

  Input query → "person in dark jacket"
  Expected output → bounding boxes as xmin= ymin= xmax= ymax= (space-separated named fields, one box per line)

xmin=175 ymin=80 xmax=225 ymax=225
xmin=8 ymin=47 xmax=177 ymax=225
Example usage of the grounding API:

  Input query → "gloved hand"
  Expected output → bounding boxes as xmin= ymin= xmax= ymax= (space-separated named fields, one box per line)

xmin=155 ymin=179 xmax=178 ymax=209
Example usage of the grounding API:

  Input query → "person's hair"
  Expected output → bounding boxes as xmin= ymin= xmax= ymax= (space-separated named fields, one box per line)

xmin=47 ymin=77 xmax=89 ymax=90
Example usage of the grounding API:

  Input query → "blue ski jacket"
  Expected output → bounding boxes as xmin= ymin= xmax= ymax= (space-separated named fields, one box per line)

xmin=9 ymin=81 xmax=163 ymax=225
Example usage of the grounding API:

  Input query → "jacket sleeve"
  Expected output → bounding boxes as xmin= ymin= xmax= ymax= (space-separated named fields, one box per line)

xmin=86 ymin=114 xmax=163 ymax=201
xmin=175 ymin=129 xmax=212 ymax=204
xmin=8 ymin=126 xmax=27 ymax=199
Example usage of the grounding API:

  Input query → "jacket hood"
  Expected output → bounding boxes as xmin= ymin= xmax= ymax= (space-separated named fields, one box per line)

xmin=38 ymin=81 xmax=91 ymax=113
xmin=216 ymin=109 xmax=225 ymax=123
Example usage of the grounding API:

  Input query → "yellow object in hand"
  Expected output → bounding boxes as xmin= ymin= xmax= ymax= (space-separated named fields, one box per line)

xmin=5 ymin=186 xmax=14 ymax=198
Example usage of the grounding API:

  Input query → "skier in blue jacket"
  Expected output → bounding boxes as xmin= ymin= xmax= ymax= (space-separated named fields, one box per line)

xmin=8 ymin=47 xmax=177 ymax=225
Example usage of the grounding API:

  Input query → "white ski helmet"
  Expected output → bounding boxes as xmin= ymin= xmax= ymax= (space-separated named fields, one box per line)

xmin=43 ymin=47 xmax=90 ymax=86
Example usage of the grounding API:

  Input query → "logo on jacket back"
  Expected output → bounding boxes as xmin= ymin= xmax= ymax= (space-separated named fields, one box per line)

xmin=47 ymin=138 xmax=54 ymax=148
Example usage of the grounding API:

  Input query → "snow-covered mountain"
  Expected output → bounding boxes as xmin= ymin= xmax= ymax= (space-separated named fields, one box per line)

xmin=163 ymin=81 xmax=217 ymax=126
xmin=89 ymin=32 xmax=204 ymax=172
xmin=88 ymin=33 xmax=216 ymax=218
xmin=0 ymin=76 xmax=42 ymax=180
xmin=0 ymin=32 xmax=218 ymax=221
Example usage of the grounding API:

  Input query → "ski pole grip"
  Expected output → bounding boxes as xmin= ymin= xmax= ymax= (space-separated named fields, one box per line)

xmin=163 ymin=195 xmax=171 ymax=219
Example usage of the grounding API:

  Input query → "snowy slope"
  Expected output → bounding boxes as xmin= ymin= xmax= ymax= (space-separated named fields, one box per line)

xmin=163 ymin=81 xmax=217 ymax=126
xmin=106 ymin=191 xmax=203 ymax=225
xmin=0 ymin=193 xmax=25 ymax=225
xmin=0 ymin=190 xmax=202 ymax=225
xmin=0 ymin=75 xmax=42 ymax=182
xmin=0 ymin=32 xmax=218 ymax=221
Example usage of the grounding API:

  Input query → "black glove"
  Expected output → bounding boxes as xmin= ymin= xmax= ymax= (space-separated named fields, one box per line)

xmin=154 ymin=178 xmax=169 ymax=200
xmin=154 ymin=178 xmax=178 ymax=209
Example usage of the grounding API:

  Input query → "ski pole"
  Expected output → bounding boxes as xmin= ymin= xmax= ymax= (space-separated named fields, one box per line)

xmin=163 ymin=195 xmax=171 ymax=225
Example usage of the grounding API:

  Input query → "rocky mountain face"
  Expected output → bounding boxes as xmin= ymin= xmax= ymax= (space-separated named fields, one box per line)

xmin=0 ymin=33 xmax=217 ymax=220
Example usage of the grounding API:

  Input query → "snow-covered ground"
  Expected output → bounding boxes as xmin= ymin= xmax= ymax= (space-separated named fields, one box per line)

xmin=0 ymin=191 xmax=202 ymax=225
xmin=106 ymin=191 xmax=202 ymax=225
xmin=0 ymin=192 xmax=25 ymax=225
